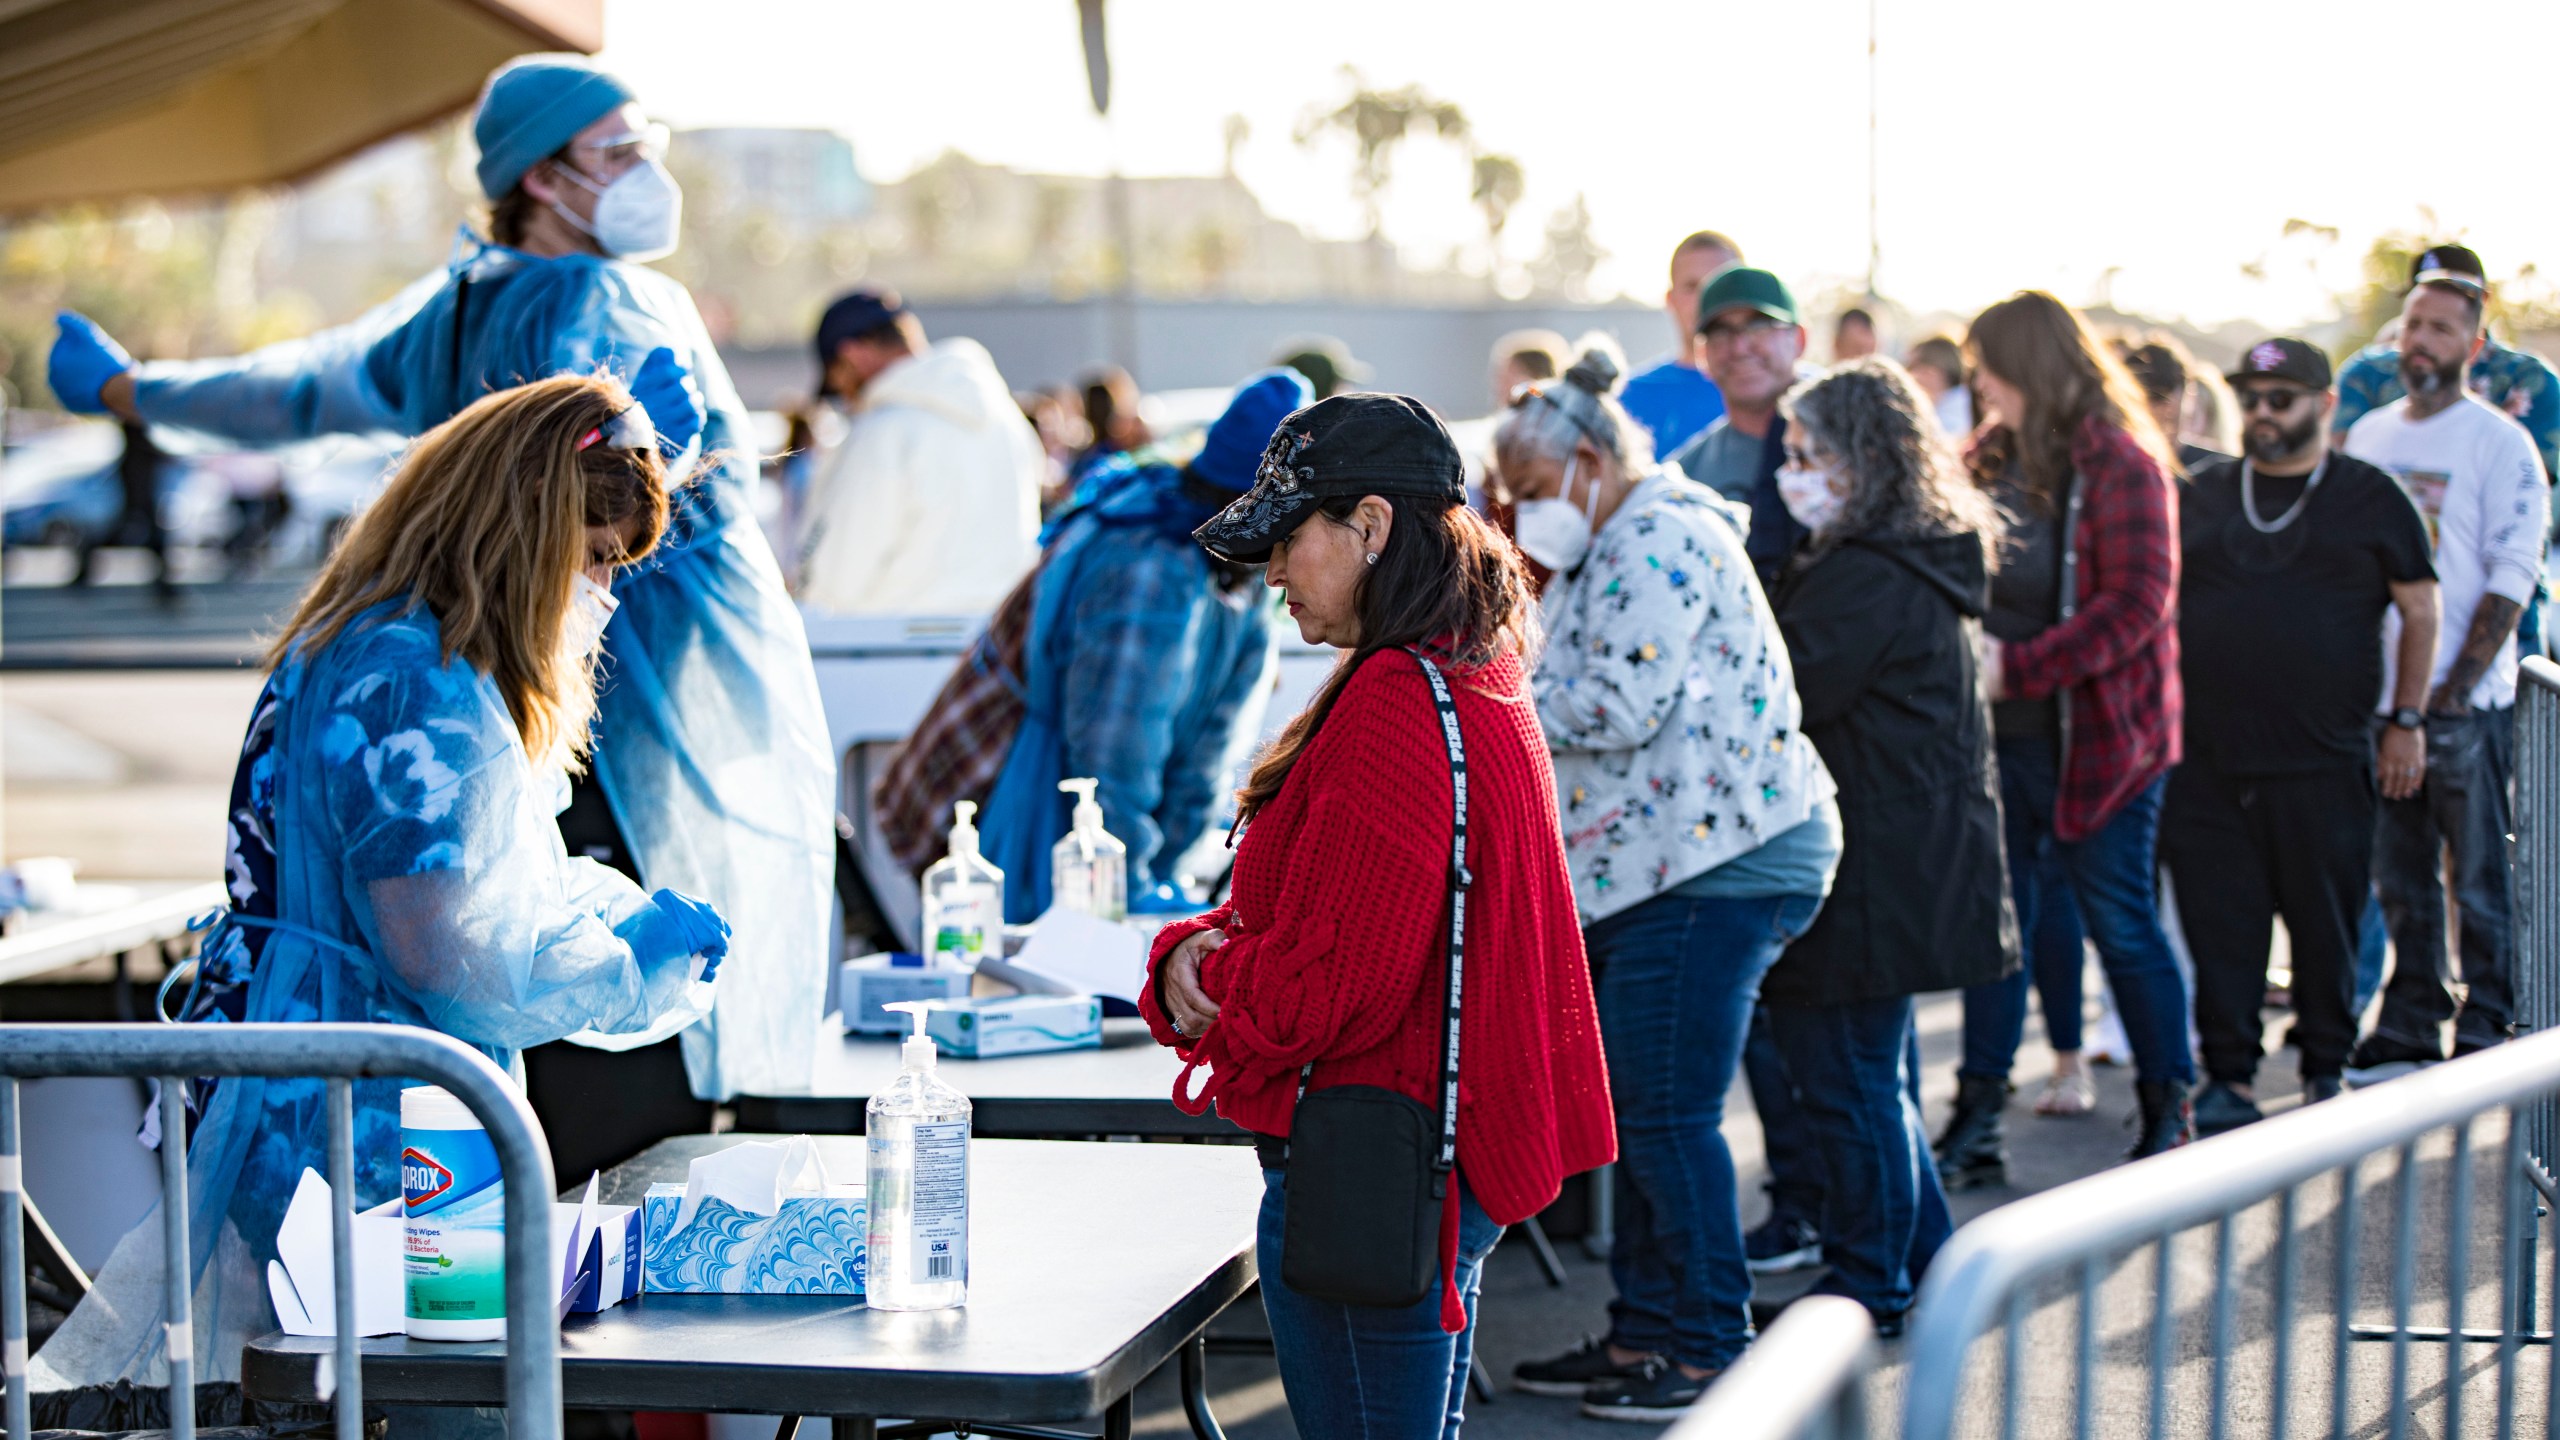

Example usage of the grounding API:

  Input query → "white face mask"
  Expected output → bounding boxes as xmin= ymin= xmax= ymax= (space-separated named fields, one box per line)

xmin=554 ymin=159 xmax=684 ymax=262
xmin=563 ymin=571 xmax=621 ymax=661
xmin=1776 ymin=462 xmax=1846 ymax=533
xmin=1514 ymin=455 xmax=1598 ymax=572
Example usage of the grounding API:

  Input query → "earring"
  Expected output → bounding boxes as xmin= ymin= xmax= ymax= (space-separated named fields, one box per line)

xmin=1364 ymin=552 xmax=1379 ymax=566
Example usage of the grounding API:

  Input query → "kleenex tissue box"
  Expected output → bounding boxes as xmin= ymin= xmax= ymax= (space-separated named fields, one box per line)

xmin=639 ymin=1136 xmax=864 ymax=1294
xmin=841 ymin=951 xmax=974 ymax=1035
xmin=924 ymin=993 xmax=1103 ymax=1058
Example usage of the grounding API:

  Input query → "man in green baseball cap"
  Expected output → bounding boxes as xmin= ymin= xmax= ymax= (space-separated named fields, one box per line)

xmin=1664 ymin=264 xmax=1810 ymax=581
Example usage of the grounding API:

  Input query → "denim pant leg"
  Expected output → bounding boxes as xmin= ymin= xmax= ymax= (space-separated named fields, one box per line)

xmin=1962 ymin=736 xmax=2060 ymax=1080
xmin=2353 ymin=888 xmax=2389 ymax=1026
xmin=2371 ymin=713 xmax=2521 ymax=1046
xmin=2028 ymin=846 xmax=2090 ymax=1052
xmin=2444 ymin=710 xmax=2519 ymax=1039
xmin=1905 ymin=1010 xmax=1955 ymax=1281
xmin=1766 ymin=994 xmax=1944 ymax=1318
xmin=1258 ymin=1170 xmax=1504 ymax=1440
xmin=1589 ymin=891 xmax=1818 ymax=1370
xmin=2056 ymin=775 xmax=2196 ymax=1086
xmin=1744 ymin=1003 xmax=1826 ymax=1224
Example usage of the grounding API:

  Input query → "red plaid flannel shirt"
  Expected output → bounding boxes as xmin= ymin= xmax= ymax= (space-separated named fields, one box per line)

xmin=1997 ymin=417 xmax=2183 ymax=842
xmin=873 ymin=563 xmax=1041 ymax=875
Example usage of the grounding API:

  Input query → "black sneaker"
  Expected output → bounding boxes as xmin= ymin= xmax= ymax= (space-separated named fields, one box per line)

xmin=2346 ymin=1032 xmax=2444 ymax=1079
xmin=1512 ymin=1335 xmax=1649 ymax=1398
xmin=1580 ymin=1355 xmax=1718 ymax=1422
xmin=1744 ymin=1212 xmax=1823 ymax=1275
xmin=2192 ymin=1081 xmax=2263 ymax=1136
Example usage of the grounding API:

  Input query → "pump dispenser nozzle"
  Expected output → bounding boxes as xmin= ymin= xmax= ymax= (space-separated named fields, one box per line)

xmin=948 ymin=801 xmax=982 ymax=859
xmin=1059 ymin=779 xmax=1103 ymax=859
xmin=883 ymin=1000 xmax=938 ymax=1071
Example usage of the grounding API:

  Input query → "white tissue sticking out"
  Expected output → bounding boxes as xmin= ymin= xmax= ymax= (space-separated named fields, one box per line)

xmin=669 ymin=1135 xmax=834 ymax=1239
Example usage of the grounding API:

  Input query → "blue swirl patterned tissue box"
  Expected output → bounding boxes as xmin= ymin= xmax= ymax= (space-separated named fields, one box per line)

xmin=639 ymin=1182 xmax=866 ymax=1295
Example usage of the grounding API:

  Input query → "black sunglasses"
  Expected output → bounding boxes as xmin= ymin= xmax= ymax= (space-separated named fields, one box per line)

xmin=2235 ymin=388 xmax=2309 ymax=415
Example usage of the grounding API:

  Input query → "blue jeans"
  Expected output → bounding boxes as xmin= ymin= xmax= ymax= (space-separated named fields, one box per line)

xmin=1587 ymin=889 xmax=1825 ymax=1370
xmin=2371 ymin=708 xmax=2518 ymax=1049
xmin=2354 ymin=889 xmax=2388 ymax=1024
xmin=1764 ymin=997 xmax=1953 ymax=1317
xmin=1258 ymin=1168 xmax=1502 ymax=1440
xmin=1743 ymin=1004 xmax=1826 ymax=1224
xmin=1961 ymin=736 xmax=2195 ymax=1086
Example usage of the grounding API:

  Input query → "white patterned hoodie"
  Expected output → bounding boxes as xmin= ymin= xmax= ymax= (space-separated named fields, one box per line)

xmin=1532 ymin=467 xmax=1835 ymax=924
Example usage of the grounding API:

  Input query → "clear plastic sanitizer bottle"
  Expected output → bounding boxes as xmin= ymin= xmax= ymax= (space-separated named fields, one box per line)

xmin=919 ymin=800 xmax=1005 ymax=966
xmin=1050 ymin=777 xmax=1127 ymax=922
xmin=866 ymin=1001 xmax=971 ymax=1310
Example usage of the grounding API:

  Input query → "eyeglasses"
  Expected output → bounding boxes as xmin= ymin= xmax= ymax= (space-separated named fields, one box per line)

xmin=567 ymin=122 xmax=670 ymax=175
xmin=2235 ymin=387 xmax=2311 ymax=415
xmin=1701 ymin=315 xmax=1789 ymax=346
xmin=577 ymin=403 xmax=659 ymax=454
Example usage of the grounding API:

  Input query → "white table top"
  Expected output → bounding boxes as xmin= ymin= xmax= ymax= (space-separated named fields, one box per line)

xmin=0 ymin=878 xmax=223 ymax=985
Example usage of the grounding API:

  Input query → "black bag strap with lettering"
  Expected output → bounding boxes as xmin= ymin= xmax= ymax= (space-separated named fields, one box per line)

xmin=1290 ymin=647 xmax=1470 ymax=1194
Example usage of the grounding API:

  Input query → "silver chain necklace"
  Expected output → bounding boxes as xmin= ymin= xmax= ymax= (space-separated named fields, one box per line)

xmin=2240 ymin=454 xmax=2326 ymax=534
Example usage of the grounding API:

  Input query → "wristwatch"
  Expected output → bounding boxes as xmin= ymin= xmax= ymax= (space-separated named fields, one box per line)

xmin=2390 ymin=707 xmax=2426 ymax=731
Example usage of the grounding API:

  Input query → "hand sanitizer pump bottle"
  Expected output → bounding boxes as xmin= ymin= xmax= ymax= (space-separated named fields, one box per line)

xmin=920 ymin=801 xmax=1005 ymax=967
xmin=866 ymin=1001 xmax=971 ymax=1310
xmin=1050 ymin=778 xmax=1128 ymax=921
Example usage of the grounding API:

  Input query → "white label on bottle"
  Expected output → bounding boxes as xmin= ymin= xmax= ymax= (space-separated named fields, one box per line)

xmin=910 ymin=1122 xmax=969 ymax=1284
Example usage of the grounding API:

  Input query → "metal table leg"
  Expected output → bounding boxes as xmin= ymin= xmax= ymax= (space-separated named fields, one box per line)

xmin=1582 ymin=1164 xmax=1616 ymax=1261
xmin=1179 ymin=1335 xmax=1226 ymax=1440
xmin=1518 ymin=1215 xmax=1568 ymax=1287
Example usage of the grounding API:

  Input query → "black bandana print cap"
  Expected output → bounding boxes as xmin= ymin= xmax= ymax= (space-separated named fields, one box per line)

xmin=1191 ymin=393 xmax=1467 ymax=563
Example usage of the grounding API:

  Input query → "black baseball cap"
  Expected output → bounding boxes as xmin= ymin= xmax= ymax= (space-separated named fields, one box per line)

xmin=1192 ymin=393 xmax=1464 ymax=563
xmin=2225 ymin=336 xmax=2332 ymax=392
xmin=815 ymin=288 xmax=911 ymax=394
xmin=2409 ymin=243 xmax=2488 ymax=299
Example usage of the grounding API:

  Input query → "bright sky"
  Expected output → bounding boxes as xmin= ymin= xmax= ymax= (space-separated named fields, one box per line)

xmin=599 ymin=0 xmax=2560 ymax=329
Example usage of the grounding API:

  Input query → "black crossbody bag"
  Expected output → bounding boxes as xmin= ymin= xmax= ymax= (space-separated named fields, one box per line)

xmin=1278 ymin=648 xmax=1471 ymax=1309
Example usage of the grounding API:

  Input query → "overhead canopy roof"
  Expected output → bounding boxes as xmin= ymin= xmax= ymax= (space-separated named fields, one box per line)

xmin=0 ymin=0 xmax=602 ymax=213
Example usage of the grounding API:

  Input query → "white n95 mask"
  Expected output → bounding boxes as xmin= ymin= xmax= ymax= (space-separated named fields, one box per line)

xmin=563 ymin=571 xmax=621 ymax=661
xmin=554 ymin=159 xmax=684 ymax=263
xmin=1776 ymin=463 xmax=1846 ymax=534
xmin=1514 ymin=455 xmax=1596 ymax=572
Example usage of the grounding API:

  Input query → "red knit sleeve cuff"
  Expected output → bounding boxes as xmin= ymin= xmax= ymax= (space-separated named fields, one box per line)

xmin=1141 ymin=906 xmax=1234 ymax=1049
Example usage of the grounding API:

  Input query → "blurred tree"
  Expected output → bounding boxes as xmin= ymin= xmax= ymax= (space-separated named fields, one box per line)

xmin=1470 ymin=152 xmax=1524 ymax=270
xmin=1294 ymin=67 xmax=1472 ymax=250
xmin=1528 ymin=193 xmax=1606 ymax=301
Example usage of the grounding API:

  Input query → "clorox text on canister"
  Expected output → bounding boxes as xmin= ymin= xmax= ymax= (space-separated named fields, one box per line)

xmin=401 ymin=1085 xmax=506 ymax=1340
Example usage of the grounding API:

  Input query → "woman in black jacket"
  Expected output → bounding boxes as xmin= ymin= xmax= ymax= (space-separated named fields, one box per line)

xmin=1758 ymin=358 xmax=2019 ymax=1331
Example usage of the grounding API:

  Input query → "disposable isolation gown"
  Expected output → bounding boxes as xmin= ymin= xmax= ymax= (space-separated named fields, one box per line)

xmin=126 ymin=233 xmax=835 ymax=1103
xmin=31 ymin=606 xmax=713 ymax=1389
xmin=979 ymin=458 xmax=1277 ymax=920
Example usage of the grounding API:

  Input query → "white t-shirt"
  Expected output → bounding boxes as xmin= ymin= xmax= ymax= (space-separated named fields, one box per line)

xmin=2345 ymin=393 xmax=2549 ymax=710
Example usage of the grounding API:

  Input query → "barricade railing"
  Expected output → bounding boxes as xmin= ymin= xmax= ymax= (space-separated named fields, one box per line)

xmin=1663 ymin=1295 xmax=1873 ymax=1440
xmin=1 ymin=1023 xmax=560 ymax=1440
xmin=1899 ymin=1028 xmax=2560 ymax=1440
xmin=2516 ymin=657 xmax=2560 ymax=1194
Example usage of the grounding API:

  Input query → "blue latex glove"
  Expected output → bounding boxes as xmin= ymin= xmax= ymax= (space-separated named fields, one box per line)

xmin=49 ymin=312 xmax=134 ymax=414
xmin=650 ymin=887 xmax=730 ymax=980
xmin=628 ymin=346 xmax=703 ymax=460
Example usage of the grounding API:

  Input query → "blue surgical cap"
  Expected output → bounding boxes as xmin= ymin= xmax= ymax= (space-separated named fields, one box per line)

xmin=473 ymin=56 xmax=637 ymax=201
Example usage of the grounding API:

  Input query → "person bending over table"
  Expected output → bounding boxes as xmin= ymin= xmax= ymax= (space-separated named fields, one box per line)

xmin=1146 ymin=394 xmax=1614 ymax=1440
xmin=32 ymin=376 xmax=729 ymax=1402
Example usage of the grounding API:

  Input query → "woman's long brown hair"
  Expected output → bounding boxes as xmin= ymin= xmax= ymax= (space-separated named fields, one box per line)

xmin=1234 ymin=495 xmax=1537 ymax=820
xmin=267 ymin=374 xmax=671 ymax=768
xmin=1966 ymin=290 xmax=2176 ymax=503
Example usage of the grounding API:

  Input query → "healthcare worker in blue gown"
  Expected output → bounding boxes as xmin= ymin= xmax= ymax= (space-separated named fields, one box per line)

xmin=45 ymin=57 xmax=836 ymax=1116
xmin=31 ymin=375 xmax=730 ymax=1397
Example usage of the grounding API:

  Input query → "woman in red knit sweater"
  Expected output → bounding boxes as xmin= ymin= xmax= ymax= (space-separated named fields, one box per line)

xmin=1144 ymin=393 xmax=1615 ymax=1439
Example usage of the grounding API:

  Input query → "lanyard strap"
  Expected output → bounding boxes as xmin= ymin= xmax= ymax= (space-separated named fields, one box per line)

xmin=1289 ymin=648 xmax=1472 ymax=1187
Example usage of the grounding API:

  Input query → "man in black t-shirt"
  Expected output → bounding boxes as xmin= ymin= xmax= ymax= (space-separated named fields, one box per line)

xmin=2162 ymin=337 xmax=2440 ymax=1133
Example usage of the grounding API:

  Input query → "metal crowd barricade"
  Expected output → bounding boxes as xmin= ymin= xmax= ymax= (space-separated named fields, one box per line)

xmin=1898 ymin=1028 xmax=2560 ymax=1440
xmin=2517 ymin=657 xmax=2560 ymax=1217
xmin=1662 ymin=1295 xmax=1874 ymax=1440
xmin=0 ymin=1023 xmax=560 ymax=1440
